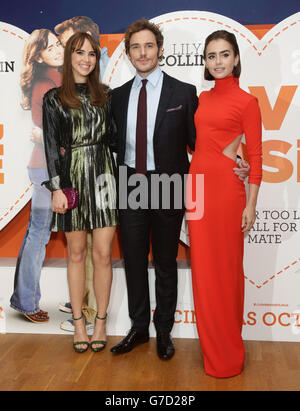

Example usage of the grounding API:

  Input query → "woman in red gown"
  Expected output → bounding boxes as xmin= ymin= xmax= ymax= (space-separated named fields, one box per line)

xmin=187 ymin=30 xmax=262 ymax=378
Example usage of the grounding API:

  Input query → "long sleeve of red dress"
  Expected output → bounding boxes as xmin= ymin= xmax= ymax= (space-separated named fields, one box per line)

xmin=241 ymin=97 xmax=262 ymax=185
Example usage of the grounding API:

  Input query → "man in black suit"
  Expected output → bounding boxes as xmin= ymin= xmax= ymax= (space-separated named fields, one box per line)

xmin=110 ymin=19 xmax=198 ymax=360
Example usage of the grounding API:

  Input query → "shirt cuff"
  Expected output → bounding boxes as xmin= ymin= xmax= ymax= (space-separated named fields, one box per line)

xmin=42 ymin=175 xmax=61 ymax=192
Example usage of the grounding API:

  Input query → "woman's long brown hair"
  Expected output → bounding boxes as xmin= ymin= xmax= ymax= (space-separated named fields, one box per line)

xmin=20 ymin=29 xmax=53 ymax=109
xmin=59 ymin=32 xmax=107 ymax=108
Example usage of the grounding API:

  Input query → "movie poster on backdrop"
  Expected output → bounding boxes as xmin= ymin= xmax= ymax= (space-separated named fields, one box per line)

xmin=0 ymin=16 xmax=110 ymax=335
xmin=0 ymin=16 xmax=109 ymax=233
xmin=103 ymin=10 xmax=300 ymax=341
xmin=0 ymin=22 xmax=33 ymax=230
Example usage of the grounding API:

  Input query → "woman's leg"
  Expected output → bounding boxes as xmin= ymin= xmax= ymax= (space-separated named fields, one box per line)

xmin=91 ymin=226 xmax=116 ymax=349
xmin=65 ymin=230 xmax=89 ymax=350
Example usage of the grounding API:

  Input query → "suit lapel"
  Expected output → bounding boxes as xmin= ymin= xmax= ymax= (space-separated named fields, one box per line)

xmin=154 ymin=72 xmax=174 ymax=134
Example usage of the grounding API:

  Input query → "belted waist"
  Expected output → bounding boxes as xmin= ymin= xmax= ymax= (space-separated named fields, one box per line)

xmin=71 ymin=141 xmax=101 ymax=149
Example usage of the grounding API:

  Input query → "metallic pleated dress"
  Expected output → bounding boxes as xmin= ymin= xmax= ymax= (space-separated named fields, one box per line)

xmin=42 ymin=84 xmax=118 ymax=232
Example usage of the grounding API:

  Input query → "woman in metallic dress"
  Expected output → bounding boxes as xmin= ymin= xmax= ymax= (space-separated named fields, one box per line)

xmin=43 ymin=32 xmax=118 ymax=353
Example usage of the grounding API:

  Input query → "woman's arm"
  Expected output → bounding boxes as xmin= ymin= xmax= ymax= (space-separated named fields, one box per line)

xmin=241 ymin=183 xmax=259 ymax=232
xmin=42 ymin=90 xmax=68 ymax=213
xmin=241 ymin=97 xmax=263 ymax=232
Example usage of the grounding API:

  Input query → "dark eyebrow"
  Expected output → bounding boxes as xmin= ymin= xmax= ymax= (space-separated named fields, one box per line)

xmin=75 ymin=47 xmax=96 ymax=52
xmin=130 ymin=42 xmax=155 ymax=47
xmin=207 ymin=49 xmax=231 ymax=56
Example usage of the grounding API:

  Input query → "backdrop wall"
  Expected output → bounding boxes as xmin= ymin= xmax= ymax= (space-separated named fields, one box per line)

xmin=1 ymin=0 xmax=299 ymax=32
xmin=0 ymin=25 xmax=271 ymax=260
xmin=1 ymin=5 xmax=300 ymax=341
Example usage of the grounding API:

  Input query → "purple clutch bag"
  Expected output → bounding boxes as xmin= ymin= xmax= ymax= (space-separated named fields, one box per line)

xmin=62 ymin=188 xmax=78 ymax=210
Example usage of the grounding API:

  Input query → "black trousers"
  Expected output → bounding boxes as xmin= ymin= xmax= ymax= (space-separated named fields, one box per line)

xmin=118 ymin=166 xmax=185 ymax=333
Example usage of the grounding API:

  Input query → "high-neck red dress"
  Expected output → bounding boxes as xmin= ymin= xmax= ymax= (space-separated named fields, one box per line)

xmin=187 ymin=75 xmax=262 ymax=378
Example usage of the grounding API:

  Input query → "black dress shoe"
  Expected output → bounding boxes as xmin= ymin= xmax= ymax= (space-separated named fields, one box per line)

xmin=156 ymin=332 xmax=175 ymax=360
xmin=110 ymin=328 xmax=149 ymax=354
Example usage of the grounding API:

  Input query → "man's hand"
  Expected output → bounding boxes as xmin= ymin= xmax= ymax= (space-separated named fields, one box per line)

xmin=233 ymin=159 xmax=250 ymax=182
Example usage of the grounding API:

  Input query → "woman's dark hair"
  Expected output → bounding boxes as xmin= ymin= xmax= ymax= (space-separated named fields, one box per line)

xmin=20 ymin=29 xmax=53 ymax=109
xmin=203 ymin=30 xmax=241 ymax=81
xmin=59 ymin=32 xmax=106 ymax=108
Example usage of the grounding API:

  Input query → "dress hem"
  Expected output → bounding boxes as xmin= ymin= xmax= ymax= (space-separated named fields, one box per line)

xmin=205 ymin=365 xmax=244 ymax=379
xmin=51 ymin=222 xmax=119 ymax=233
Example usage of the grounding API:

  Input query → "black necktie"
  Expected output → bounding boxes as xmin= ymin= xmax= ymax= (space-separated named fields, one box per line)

xmin=135 ymin=79 xmax=147 ymax=174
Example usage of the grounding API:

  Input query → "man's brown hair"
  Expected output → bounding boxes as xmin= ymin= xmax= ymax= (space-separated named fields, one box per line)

xmin=55 ymin=16 xmax=100 ymax=46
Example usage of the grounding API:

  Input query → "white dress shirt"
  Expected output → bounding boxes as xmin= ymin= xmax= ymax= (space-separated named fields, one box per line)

xmin=125 ymin=67 xmax=163 ymax=170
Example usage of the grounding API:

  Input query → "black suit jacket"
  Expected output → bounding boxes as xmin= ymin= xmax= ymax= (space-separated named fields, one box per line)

xmin=111 ymin=71 xmax=198 ymax=176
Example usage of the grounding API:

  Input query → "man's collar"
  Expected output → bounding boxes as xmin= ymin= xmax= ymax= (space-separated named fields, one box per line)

xmin=133 ymin=66 xmax=163 ymax=88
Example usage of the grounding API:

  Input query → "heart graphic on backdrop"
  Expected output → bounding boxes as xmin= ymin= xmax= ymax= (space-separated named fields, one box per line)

xmin=1 ymin=11 xmax=300 ymax=296
xmin=0 ymin=22 xmax=32 ymax=230
xmin=103 ymin=10 xmax=300 ymax=292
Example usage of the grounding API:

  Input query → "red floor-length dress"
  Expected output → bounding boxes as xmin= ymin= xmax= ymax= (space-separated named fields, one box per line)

xmin=187 ymin=75 xmax=262 ymax=378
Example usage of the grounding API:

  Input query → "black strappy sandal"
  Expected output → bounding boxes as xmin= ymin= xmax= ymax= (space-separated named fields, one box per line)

xmin=72 ymin=313 xmax=90 ymax=353
xmin=90 ymin=313 xmax=107 ymax=352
